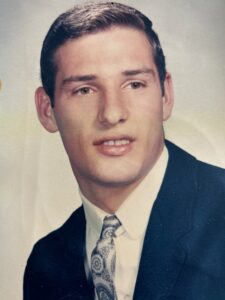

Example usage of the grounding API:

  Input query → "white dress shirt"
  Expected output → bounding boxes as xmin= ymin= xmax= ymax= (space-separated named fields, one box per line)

xmin=81 ymin=146 xmax=168 ymax=300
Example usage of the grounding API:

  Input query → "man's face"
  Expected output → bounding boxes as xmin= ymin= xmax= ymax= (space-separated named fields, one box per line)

xmin=38 ymin=26 xmax=173 ymax=190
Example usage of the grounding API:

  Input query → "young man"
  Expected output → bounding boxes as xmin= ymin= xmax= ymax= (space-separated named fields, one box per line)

xmin=24 ymin=2 xmax=225 ymax=300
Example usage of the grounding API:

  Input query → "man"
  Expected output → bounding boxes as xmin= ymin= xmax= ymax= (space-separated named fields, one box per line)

xmin=24 ymin=2 xmax=225 ymax=299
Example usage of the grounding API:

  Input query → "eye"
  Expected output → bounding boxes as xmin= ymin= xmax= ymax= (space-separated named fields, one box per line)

xmin=128 ymin=81 xmax=145 ymax=89
xmin=73 ymin=86 xmax=93 ymax=95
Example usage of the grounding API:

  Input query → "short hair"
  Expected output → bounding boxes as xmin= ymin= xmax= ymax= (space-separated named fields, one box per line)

xmin=40 ymin=2 xmax=166 ymax=107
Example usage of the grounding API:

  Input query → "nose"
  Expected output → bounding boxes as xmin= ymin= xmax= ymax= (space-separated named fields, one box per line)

xmin=97 ymin=90 xmax=129 ymax=127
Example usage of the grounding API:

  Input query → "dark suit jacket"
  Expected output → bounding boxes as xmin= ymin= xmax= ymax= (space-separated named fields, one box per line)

xmin=24 ymin=141 xmax=225 ymax=299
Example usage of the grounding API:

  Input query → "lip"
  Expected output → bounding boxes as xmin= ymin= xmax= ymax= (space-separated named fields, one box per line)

xmin=93 ymin=135 xmax=135 ymax=157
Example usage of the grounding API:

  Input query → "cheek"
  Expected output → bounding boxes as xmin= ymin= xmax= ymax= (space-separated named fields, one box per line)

xmin=53 ymin=110 xmax=80 ymax=148
xmin=132 ymin=89 xmax=163 ymax=115
xmin=56 ymin=115 xmax=96 ymax=159
xmin=132 ymin=98 xmax=164 ymax=146
xmin=133 ymin=100 xmax=163 ymax=125
xmin=55 ymin=98 xmax=98 ymax=125
xmin=54 ymin=102 xmax=85 ymax=132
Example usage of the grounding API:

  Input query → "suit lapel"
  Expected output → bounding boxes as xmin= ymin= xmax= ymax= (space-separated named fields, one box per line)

xmin=62 ymin=207 xmax=94 ymax=299
xmin=133 ymin=141 xmax=197 ymax=299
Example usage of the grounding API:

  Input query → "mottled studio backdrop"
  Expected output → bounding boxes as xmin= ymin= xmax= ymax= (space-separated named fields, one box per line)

xmin=0 ymin=0 xmax=225 ymax=299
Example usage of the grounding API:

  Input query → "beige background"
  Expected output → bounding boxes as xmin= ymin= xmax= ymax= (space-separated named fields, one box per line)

xmin=0 ymin=0 xmax=225 ymax=299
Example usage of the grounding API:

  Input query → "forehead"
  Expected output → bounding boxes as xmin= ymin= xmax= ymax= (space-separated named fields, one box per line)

xmin=54 ymin=26 xmax=155 ymax=75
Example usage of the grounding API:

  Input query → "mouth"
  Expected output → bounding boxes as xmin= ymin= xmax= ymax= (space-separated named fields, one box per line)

xmin=93 ymin=136 xmax=135 ymax=156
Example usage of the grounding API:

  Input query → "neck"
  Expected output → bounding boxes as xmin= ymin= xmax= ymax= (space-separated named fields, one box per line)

xmin=78 ymin=176 xmax=146 ymax=214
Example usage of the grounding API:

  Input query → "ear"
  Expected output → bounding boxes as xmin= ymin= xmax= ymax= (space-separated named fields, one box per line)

xmin=35 ymin=87 xmax=58 ymax=133
xmin=162 ymin=72 xmax=174 ymax=121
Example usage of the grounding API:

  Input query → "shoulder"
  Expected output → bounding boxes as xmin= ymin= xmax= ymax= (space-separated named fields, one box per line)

xmin=194 ymin=160 xmax=225 ymax=226
xmin=34 ymin=205 xmax=84 ymax=246
xmin=23 ymin=206 xmax=90 ymax=299
xmin=165 ymin=139 xmax=225 ymax=188
xmin=165 ymin=139 xmax=225 ymax=218
xmin=196 ymin=159 xmax=225 ymax=190
xmin=25 ymin=205 xmax=85 ymax=271
xmin=165 ymin=141 xmax=225 ymax=275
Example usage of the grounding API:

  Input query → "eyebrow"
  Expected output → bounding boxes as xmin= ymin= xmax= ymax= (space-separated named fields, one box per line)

xmin=62 ymin=74 xmax=97 ymax=86
xmin=62 ymin=68 xmax=155 ymax=86
xmin=122 ymin=68 xmax=155 ymax=77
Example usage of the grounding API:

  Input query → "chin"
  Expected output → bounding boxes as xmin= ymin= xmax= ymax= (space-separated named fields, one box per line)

xmin=93 ymin=177 xmax=138 ymax=188
xmin=89 ymin=167 xmax=144 ymax=188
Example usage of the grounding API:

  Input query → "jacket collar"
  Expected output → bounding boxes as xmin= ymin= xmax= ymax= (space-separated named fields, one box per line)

xmin=133 ymin=140 xmax=197 ymax=299
xmin=62 ymin=207 xmax=94 ymax=299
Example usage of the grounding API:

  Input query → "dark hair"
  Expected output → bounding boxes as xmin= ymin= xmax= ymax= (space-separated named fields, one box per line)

xmin=40 ymin=2 xmax=166 ymax=107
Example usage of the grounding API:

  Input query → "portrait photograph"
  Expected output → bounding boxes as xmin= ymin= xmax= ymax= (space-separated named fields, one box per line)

xmin=0 ymin=1 xmax=225 ymax=299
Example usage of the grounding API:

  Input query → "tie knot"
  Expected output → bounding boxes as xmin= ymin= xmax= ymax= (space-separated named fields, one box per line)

xmin=100 ymin=215 xmax=121 ymax=239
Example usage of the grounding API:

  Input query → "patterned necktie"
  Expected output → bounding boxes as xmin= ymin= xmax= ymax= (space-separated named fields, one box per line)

xmin=91 ymin=215 xmax=121 ymax=300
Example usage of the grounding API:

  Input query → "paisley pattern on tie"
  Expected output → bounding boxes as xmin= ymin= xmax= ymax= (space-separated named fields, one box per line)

xmin=91 ymin=215 xmax=121 ymax=300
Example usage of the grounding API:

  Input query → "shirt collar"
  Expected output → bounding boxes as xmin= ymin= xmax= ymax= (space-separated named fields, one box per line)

xmin=81 ymin=146 xmax=168 ymax=240
xmin=81 ymin=192 xmax=107 ymax=236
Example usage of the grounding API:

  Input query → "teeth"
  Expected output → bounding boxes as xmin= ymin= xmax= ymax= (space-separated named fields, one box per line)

xmin=103 ymin=139 xmax=130 ymax=146
xmin=115 ymin=140 xmax=121 ymax=146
